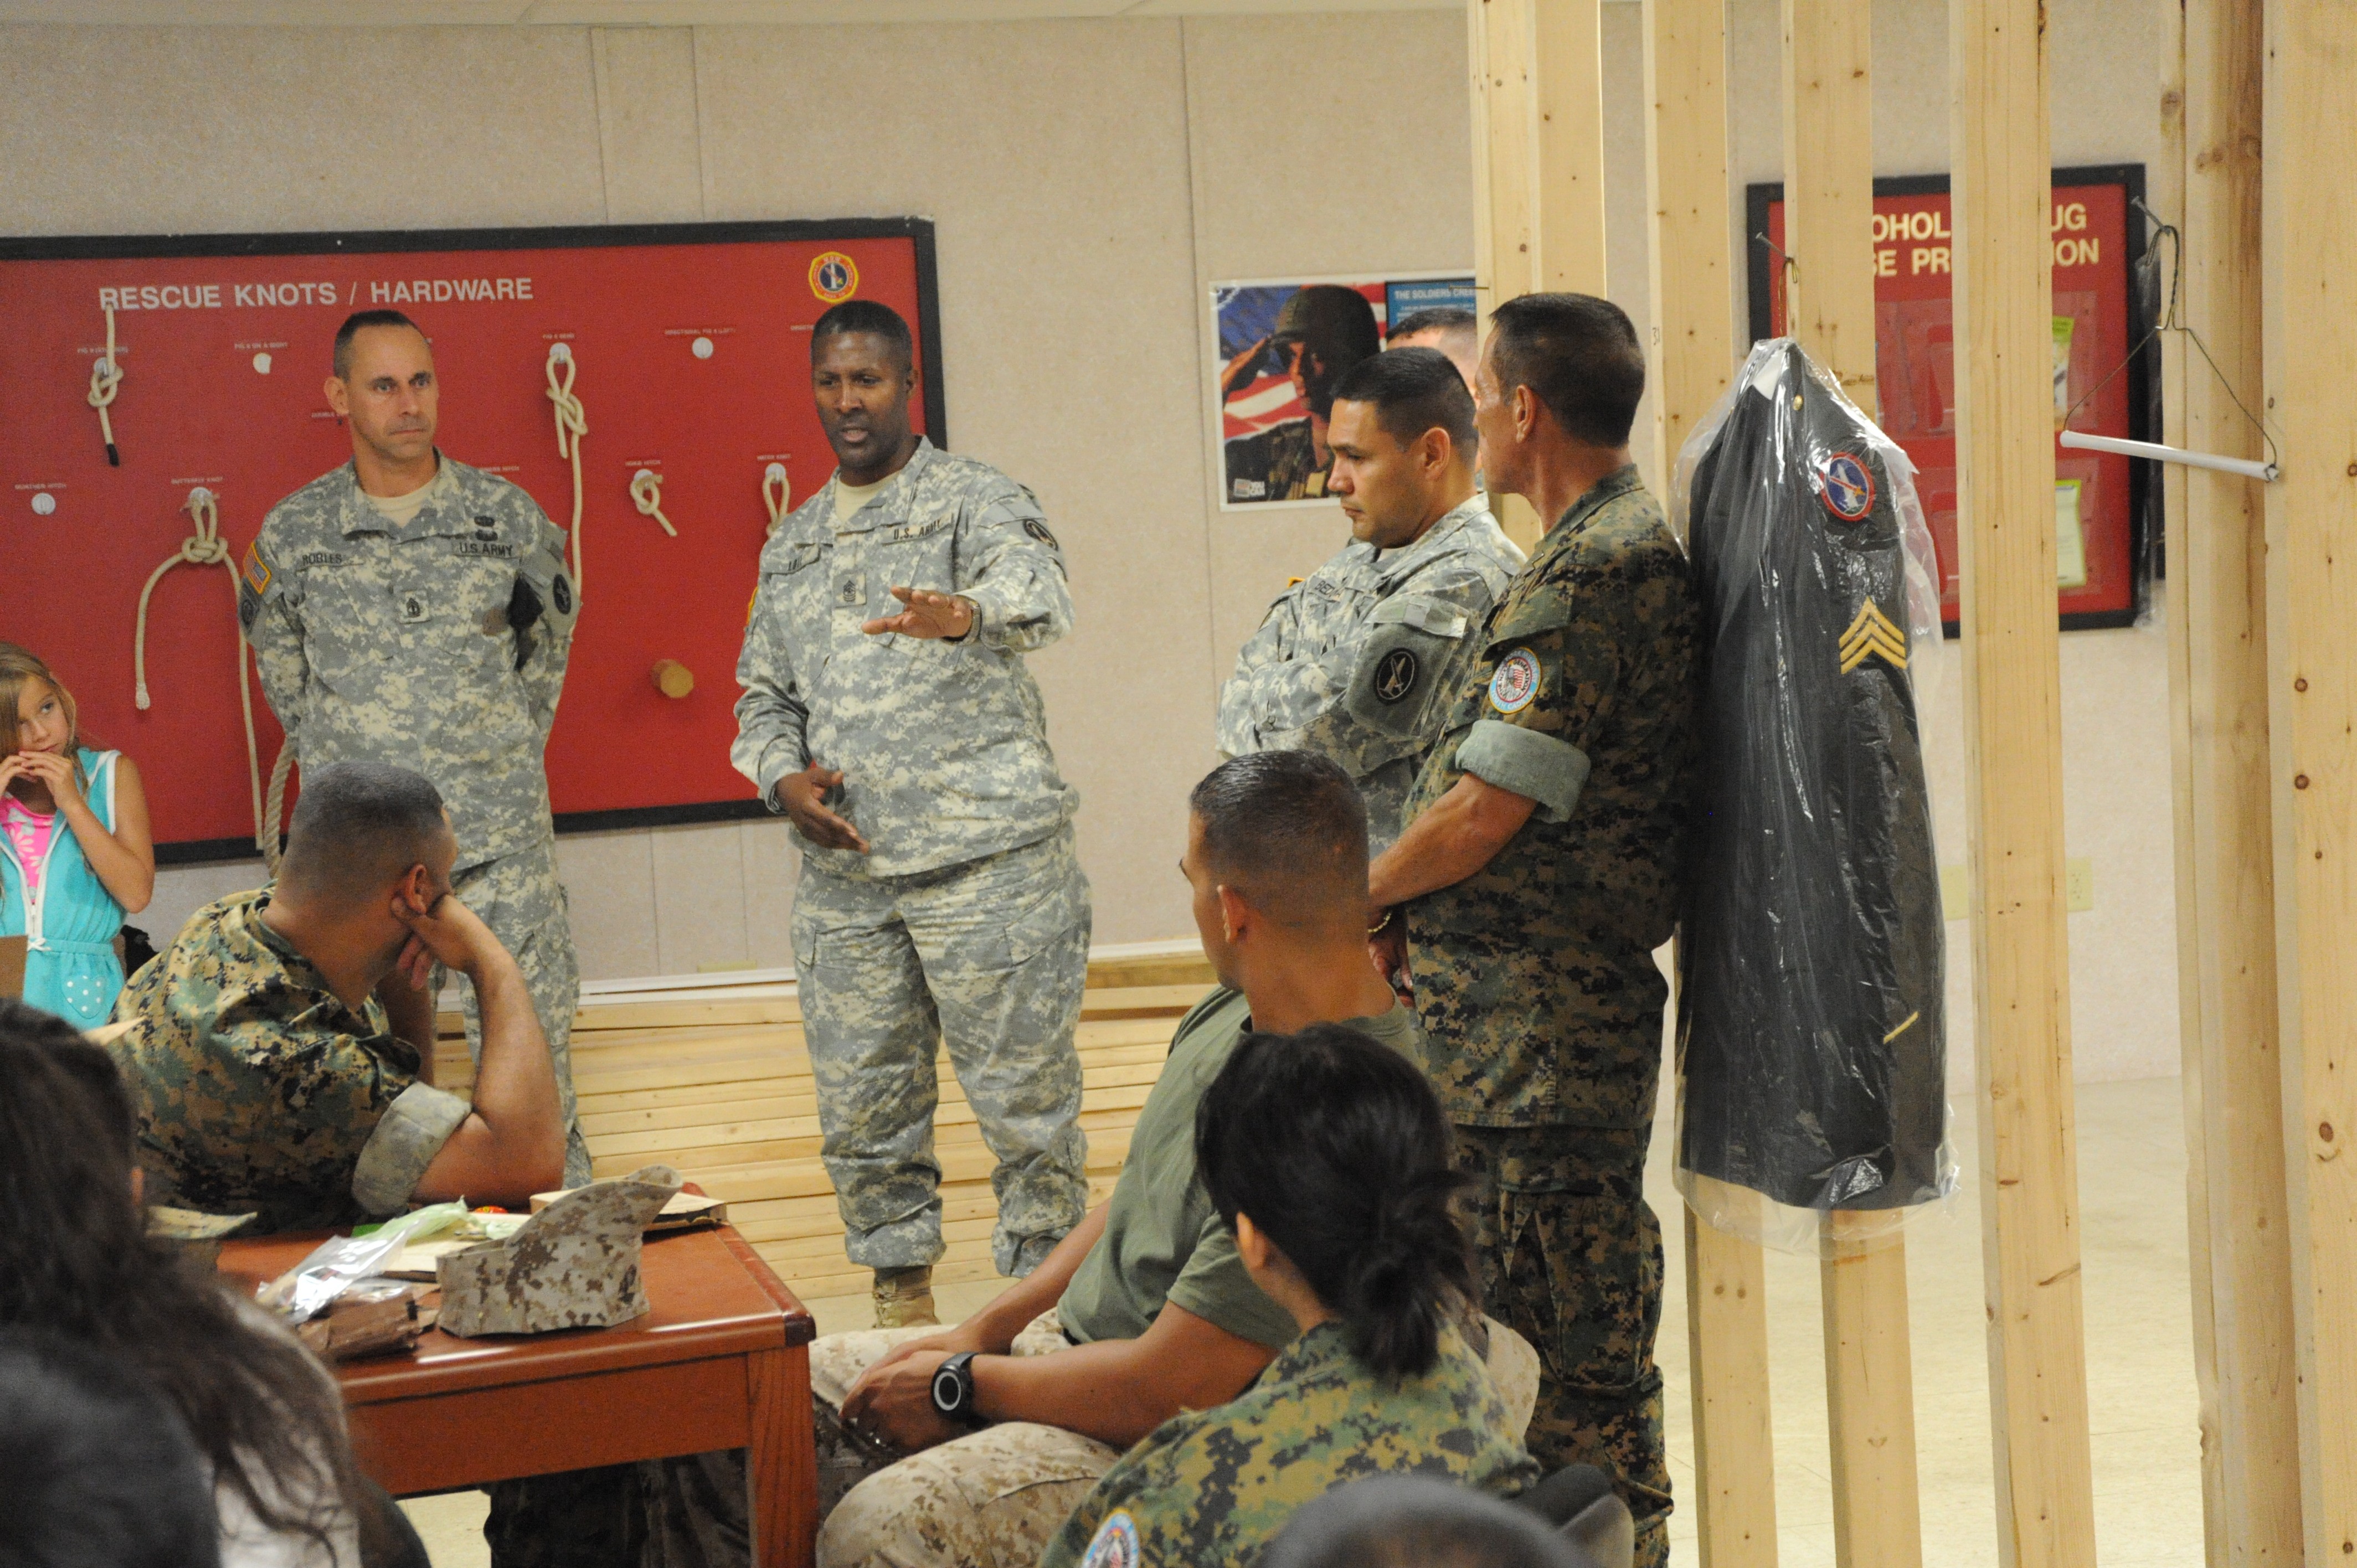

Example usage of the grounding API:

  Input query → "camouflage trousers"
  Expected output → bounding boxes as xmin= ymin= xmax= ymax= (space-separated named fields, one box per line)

xmin=814 ymin=1311 xmax=1122 ymax=1568
xmin=792 ymin=828 xmax=1090 ymax=1275
xmin=453 ymin=839 xmax=590 ymax=1187
xmin=1457 ymin=1123 xmax=1672 ymax=1568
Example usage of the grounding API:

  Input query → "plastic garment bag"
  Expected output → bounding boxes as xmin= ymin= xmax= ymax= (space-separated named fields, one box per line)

xmin=1672 ymin=339 xmax=1955 ymax=1246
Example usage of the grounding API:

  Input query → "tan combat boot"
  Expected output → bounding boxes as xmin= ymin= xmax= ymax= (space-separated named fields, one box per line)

xmin=872 ymin=1265 xmax=938 ymax=1328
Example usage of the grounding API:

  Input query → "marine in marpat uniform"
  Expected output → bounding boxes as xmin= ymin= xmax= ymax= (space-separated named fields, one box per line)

xmin=1218 ymin=348 xmax=1522 ymax=850
xmin=734 ymin=297 xmax=1089 ymax=1328
xmin=240 ymin=309 xmax=589 ymax=1187
xmin=1368 ymin=296 xmax=1700 ymax=1568
xmin=1220 ymin=285 xmax=1382 ymax=504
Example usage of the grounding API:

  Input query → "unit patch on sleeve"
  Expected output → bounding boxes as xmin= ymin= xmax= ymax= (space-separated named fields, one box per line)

xmin=1817 ymin=451 xmax=1875 ymax=521
xmin=1489 ymin=647 xmax=1542 ymax=715
xmin=1023 ymin=518 xmax=1059 ymax=548
xmin=1079 ymin=1511 xmax=1140 ymax=1568
xmin=1374 ymin=646 xmax=1421 ymax=704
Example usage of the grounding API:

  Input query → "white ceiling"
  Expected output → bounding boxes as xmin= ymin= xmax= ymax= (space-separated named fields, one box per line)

xmin=0 ymin=0 xmax=1461 ymax=23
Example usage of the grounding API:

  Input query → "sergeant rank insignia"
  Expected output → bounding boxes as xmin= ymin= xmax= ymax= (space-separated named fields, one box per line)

xmin=1838 ymin=599 xmax=1908 ymax=674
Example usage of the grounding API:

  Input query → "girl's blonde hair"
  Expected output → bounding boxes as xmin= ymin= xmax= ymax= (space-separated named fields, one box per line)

xmin=0 ymin=644 xmax=88 ymax=768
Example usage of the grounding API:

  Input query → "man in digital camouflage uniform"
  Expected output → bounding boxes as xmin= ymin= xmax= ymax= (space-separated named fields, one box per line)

xmin=106 ymin=762 xmax=564 ymax=1234
xmin=1217 ymin=347 xmax=1522 ymax=851
xmin=1219 ymin=285 xmax=1382 ymax=504
xmin=240 ymin=310 xmax=588 ymax=1189
xmin=734 ymin=297 xmax=1089 ymax=1329
xmin=1369 ymin=295 xmax=1700 ymax=1568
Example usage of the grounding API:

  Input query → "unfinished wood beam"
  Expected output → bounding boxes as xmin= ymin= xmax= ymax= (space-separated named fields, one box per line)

xmin=2170 ymin=1 xmax=2304 ymax=1563
xmin=1948 ymin=3 xmax=2100 ymax=1566
xmin=1642 ymin=7 xmax=1773 ymax=1564
xmin=1469 ymin=0 xmax=1606 ymax=548
xmin=1781 ymin=11 xmax=1925 ymax=1566
xmin=1780 ymin=0 xmax=1878 ymax=414
xmin=2262 ymin=4 xmax=2357 ymax=1564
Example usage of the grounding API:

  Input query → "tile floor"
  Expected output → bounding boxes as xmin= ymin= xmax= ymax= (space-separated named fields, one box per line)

xmin=403 ymin=1073 xmax=2201 ymax=1567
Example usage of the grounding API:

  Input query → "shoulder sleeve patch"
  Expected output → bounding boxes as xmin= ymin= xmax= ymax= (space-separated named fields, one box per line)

xmin=1080 ymin=1510 xmax=1141 ymax=1568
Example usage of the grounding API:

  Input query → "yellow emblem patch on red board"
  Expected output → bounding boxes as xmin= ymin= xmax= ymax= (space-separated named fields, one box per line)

xmin=809 ymin=252 xmax=858 ymax=304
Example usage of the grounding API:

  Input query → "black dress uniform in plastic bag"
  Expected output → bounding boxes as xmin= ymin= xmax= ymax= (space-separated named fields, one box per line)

xmin=1672 ymin=339 xmax=1953 ymax=1230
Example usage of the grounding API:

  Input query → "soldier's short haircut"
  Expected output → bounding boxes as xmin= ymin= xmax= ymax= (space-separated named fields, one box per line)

xmin=1330 ymin=347 xmax=1477 ymax=455
xmin=332 ymin=310 xmax=425 ymax=380
xmin=811 ymin=298 xmax=915 ymax=376
xmin=279 ymin=762 xmax=452 ymax=900
xmin=1386 ymin=305 xmax=1476 ymax=345
xmin=1488 ymin=292 xmax=1646 ymax=448
xmin=1187 ymin=751 xmax=1368 ymax=928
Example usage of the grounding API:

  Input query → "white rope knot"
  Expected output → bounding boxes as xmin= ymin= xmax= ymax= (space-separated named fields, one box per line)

xmin=763 ymin=462 xmax=791 ymax=537
xmin=131 ymin=486 xmax=266 ymax=845
xmin=631 ymin=468 xmax=676 ymax=537
xmin=87 ymin=306 xmax=124 ymax=465
xmin=544 ymin=342 xmax=589 ymax=588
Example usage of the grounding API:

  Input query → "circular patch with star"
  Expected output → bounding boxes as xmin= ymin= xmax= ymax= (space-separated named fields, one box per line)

xmin=1080 ymin=1511 xmax=1140 ymax=1568
xmin=1489 ymin=647 xmax=1541 ymax=715
xmin=1818 ymin=451 xmax=1875 ymax=521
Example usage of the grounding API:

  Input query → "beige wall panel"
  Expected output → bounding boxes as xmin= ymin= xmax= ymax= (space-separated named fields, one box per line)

xmin=649 ymin=821 xmax=751 ymax=973
xmin=738 ymin=818 xmax=802 ymax=971
xmin=693 ymin=18 xmax=1209 ymax=946
xmin=555 ymin=829 xmax=658 ymax=978
xmin=0 ymin=24 xmax=607 ymax=235
xmin=589 ymin=25 xmax=704 ymax=224
xmin=1177 ymin=11 xmax=1476 ymax=685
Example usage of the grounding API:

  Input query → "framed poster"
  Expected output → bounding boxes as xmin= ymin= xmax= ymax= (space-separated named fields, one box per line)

xmin=1210 ymin=272 xmax=1474 ymax=510
xmin=1747 ymin=165 xmax=2154 ymax=631
xmin=0 ymin=219 xmax=944 ymax=862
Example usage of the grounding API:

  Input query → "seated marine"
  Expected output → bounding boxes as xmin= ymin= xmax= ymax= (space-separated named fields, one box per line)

xmin=106 ymin=760 xmax=564 ymax=1232
xmin=794 ymin=750 xmax=1533 ymax=1568
xmin=1041 ymin=1020 xmax=1539 ymax=1568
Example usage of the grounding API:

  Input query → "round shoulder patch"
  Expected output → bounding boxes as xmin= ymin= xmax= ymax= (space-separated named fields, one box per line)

xmin=1373 ymin=646 xmax=1420 ymax=705
xmin=1080 ymin=1510 xmax=1141 ymax=1568
xmin=1489 ymin=647 xmax=1541 ymax=715
xmin=1023 ymin=518 xmax=1059 ymax=548
xmin=552 ymin=572 xmax=574 ymax=616
xmin=1818 ymin=451 xmax=1875 ymax=521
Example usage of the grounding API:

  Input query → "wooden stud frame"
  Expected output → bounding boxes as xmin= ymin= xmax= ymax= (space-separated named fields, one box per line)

xmin=1948 ymin=2 xmax=2102 ymax=1565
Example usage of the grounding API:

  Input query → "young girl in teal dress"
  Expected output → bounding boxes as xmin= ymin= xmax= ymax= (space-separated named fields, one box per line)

xmin=0 ymin=646 xmax=155 ymax=1029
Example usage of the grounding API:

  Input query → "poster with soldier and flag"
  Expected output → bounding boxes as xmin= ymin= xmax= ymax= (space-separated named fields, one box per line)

xmin=1211 ymin=272 xmax=1474 ymax=510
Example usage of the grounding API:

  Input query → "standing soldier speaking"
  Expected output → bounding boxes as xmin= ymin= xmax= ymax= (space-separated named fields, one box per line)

xmin=735 ymin=298 xmax=1090 ymax=1328
xmin=241 ymin=310 xmax=589 ymax=1186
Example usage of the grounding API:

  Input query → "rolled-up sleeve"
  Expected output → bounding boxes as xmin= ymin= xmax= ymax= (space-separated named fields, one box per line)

xmin=1456 ymin=719 xmax=1592 ymax=823
xmin=351 ymin=1082 xmax=472 ymax=1216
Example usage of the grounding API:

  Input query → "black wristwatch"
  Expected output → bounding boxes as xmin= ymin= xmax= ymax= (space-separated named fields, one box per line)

xmin=931 ymin=1351 xmax=986 ymax=1427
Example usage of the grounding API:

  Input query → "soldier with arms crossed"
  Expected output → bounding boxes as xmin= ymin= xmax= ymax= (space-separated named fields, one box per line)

xmin=240 ymin=310 xmax=587 ymax=1185
xmin=734 ymin=298 xmax=1090 ymax=1328
xmin=1368 ymin=295 xmax=1702 ymax=1568
xmin=1217 ymin=347 xmax=1522 ymax=850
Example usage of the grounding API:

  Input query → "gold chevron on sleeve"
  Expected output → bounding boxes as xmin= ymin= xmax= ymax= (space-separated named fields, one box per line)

xmin=1838 ymin=599 xmax=1909 ymax=674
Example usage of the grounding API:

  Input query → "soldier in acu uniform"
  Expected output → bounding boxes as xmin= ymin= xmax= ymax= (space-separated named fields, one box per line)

xmin=1218 ymin=347 xmax=1522 ymax=850
xmin=1368 ymin=295 xmax=1701 ymax=1568
xmin=240 ymin=310 xmax=588 ymax=1187
xmin=734 ymin=298 xmax=1089 ymax=1328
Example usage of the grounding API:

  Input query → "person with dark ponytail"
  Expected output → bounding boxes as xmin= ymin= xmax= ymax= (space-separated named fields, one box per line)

xmin=1039 ymin=1023 xmax=1540 ymax=1568
xmin=0 ymin=998 xmax=427 ymax=1567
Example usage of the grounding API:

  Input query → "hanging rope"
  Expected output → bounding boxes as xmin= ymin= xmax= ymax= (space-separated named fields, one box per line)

xmin=260 ymin=740 xmax=295 ymax=874
xmin=763 ymin=462 xmax=791 ymax=537
xmin=132 ymin=487 xmax=265 ymax=844
xmin=544 ymin=342 xmax=589 ymax=589
xmin=630 ymin=468 xmax=677 ymax=537
xmin=87 ymin=306 xmax=124 ymax=466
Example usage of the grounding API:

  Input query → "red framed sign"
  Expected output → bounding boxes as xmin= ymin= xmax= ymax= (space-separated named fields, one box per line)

xmin=0 ymin=220 xmax=945 ymax=862
xmin=1748 ymin=165 xmax=2155 ymax=631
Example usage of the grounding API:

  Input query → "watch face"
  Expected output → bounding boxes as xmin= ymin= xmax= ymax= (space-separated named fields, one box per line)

xmin=932 ymin=1360 xmax=964 ymax=1415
